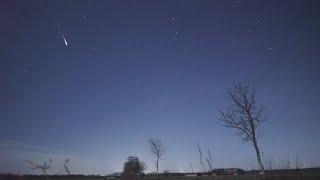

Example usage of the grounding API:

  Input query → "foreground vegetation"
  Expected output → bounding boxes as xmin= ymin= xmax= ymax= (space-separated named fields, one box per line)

xmin=2 ymin=168 xmax=320 ymax=180
xmin=2 ymin=175 xmax=320 ymax=180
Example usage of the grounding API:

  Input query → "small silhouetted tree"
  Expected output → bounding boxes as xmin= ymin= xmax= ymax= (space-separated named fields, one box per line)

xmin=219 ymin=82 xmax=265 ymax=175
xmin=148 ymin=138 xmax=166 ymax=174
xmin=197 ymin=144 xmax=205 ymax=171
xmin=189 ymin=162 xmax=194 ymax=173
xmin=206 ymin=149 xmax=214 ymax=171
xmin=24 ymin=159 xmax=51 ymax=175
xmin=197 ymin=144 xmax=214 ymax=171
xmin=24 ymin=159 xmax=52 ymax=180
xmin=64 ymin=159 xmax=71 ymax=175
xmin=122 ymin=156 xmax=147 ymax=180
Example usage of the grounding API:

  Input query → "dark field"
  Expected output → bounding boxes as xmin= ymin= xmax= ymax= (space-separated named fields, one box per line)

xmin=2 ymin=175 xmax=320 ymax=180
xmin=2 ymin=168 xmax=320 ymax=180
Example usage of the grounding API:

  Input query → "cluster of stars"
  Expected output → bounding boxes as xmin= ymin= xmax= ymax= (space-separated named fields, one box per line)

xmin=51 ymin=1 xmax=273 ymax=71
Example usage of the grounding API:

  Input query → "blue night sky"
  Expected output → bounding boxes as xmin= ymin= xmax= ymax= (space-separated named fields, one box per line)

xmin=1 ymin=0 xmax=320 ymax=175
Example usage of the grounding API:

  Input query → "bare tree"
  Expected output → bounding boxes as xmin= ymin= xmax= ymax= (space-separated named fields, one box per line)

xmin=24 ymin=159 xmax=51 ymax=175
xmin=24 ymin=159 xmax=52 ymax=179
xmin=188 ymin=162 xmax=194 ymax=173
xmin=197 ymin=144 xmax=205 ymax=171
xmin=148 ymin=138 xmax=166 ymax=174
xmin=219 ymin=82 xmax=265 ymax=174
xmin=206 ymin=149 xmax=214 ymax=171
xmin=197 ymin=144 xmax=213 ymax=171
xmin=64 ymin=159 xmax=71 ymax=175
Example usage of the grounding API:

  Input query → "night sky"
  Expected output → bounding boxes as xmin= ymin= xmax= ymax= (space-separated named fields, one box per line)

xmin=1 ymin=0 xmax=320 ymax=175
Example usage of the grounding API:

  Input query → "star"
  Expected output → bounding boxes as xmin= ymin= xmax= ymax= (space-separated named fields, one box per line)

xmin=82 ymin=15 xmax=88 ymax=24
xmin=169 ymin=31 xmax=179 ymax=40
xmin=169 ymin=17 xmax=176 ymax=23
xmin=265 ymin=47 xmax=273 ymax=56
xmin=193 ymin=0 xmax=199 ymax=7
xmin=89 ymin=47 xmax=96 ymax=54
xmin=232 ymin=0 xmax=241 ymax=7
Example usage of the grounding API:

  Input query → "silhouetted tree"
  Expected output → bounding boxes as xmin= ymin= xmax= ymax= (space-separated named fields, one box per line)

xmin=197 ymin=144 xmax=214 ymax=171
xmin=197 ymin=144 xmax=205 ymax=171
xmin=148 ymin=138 xmax=166 ymax=174
xmin=122 ymin=156 xmax=147 ymax=180
xmin=24 ymin=159 xmax=51 ymax=175
xmin=64 ymin=159 xmax=71 ymax=175
xmin=24 ymin=159 xmax=52 ymax=180
xmin=219 ymin=82 xmax=265 ymax=175
xmin=189 ymin=162 xmax=194 ymax=173
xmin=206 ymin=149 xmax=214 ymax=171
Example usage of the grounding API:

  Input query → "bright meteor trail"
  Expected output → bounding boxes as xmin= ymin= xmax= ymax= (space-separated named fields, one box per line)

xmin=57 ymin=24 xmax=68 ymax=46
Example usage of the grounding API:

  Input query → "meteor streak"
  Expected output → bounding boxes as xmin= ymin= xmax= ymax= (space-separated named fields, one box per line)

xmin=57 ymin=24 xmax=68 ymax=46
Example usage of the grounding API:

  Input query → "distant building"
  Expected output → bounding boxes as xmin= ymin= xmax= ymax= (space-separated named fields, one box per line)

xmin=212 ymin=168 xmax=245 ymax=175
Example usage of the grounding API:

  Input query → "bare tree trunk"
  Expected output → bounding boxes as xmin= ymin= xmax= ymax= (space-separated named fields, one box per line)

xmin=156 ymin=158 xmax=160 ymax=180
xmin=248 ymin=111 xmax=265 ymax=176
xmin=253 ymin=140 xmax=264 ymax=174
xmin=156 ymin=159 xmax=159 ymax=173
xmin=252 ymin=139 xmax=266 ymax=180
